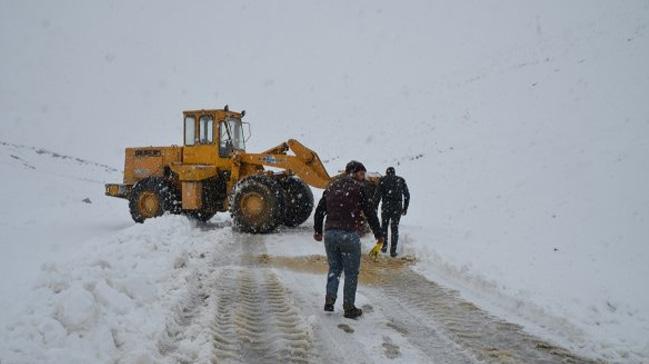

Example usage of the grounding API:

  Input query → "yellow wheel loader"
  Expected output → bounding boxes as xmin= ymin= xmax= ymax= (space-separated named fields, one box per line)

xmin=105 ymin=106 xmax=331 ymax=233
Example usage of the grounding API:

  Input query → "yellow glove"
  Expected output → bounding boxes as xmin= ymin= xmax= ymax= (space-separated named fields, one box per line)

xmin=368 ymin=241 xmax=383 ymax=260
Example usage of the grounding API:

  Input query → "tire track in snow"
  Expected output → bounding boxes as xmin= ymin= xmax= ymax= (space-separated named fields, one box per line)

xmin=376 ymin=268 xmax=599 ymax=363
xmin=157 ymin=268 xmax=214 ymax=359
xmin=158 ymin=225 xmax=597 ymax=363
xmin=259 ymin=252 xmax=470 ymax=363
xmin=156 ymin=227 xmax=239 ymax=363
xmin=210 ymin=267 xmax=314 ymax=363
xmin=258 ymin=251 xmax=598 ymax=363
xmin=210 ymin=232 xmax=315 ymax=363
xmin=361 ymin=287 xmax=479 ymax=363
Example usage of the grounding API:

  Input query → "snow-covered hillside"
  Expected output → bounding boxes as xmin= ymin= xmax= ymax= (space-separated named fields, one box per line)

xmin=1 ymin=1 xmax=648 ymax=363
xmin=0 ymin=141 xmax=128 ymax=328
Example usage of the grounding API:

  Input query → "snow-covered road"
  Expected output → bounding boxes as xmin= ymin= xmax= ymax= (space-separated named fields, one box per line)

xmin=2 ymin=211 xmax=600 ymax=363
xmin=146 ymin=221 xmax=597 ymax=364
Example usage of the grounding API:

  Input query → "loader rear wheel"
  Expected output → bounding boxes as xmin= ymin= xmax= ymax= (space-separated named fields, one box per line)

xmin=231 ymin=175 xmax=285 ymax=233
xmin=129 ymin=177 xmax=179 ymax=223
xmin=280 ymin=177 xmax=314 ymax=227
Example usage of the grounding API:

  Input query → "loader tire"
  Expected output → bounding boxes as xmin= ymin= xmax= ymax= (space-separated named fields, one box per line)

xmin=280 ymin=177 xmax=314 ymax=227
xmin=230 ymin=175 xmax=285 ymax=233
xmin=129 ymin=177 xmax=180 ymax=223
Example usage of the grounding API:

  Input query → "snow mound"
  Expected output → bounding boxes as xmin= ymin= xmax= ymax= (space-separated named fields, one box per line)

xmin=0 ymin=215 xmax=221 ymax=363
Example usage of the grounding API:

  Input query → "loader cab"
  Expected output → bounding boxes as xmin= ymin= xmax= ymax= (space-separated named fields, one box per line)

xmin=218 ymin=116 xmax=246 ymax=157
xmin=182 ymin=108 xmax=247 ymax=163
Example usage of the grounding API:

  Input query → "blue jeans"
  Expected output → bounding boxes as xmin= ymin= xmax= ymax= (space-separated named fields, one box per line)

xmin=324 ymin=229 xmax=361 ymax=306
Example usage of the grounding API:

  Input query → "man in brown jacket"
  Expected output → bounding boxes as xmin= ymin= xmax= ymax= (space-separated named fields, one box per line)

xmin=313 ymin=161 xmax=384 ymax=319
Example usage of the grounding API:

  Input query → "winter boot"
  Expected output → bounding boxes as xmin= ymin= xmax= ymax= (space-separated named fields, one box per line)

xmin=380 ymin=242 xmax=387 ymax=253
xmin=324 ymin=295 xmax=335 ymax=312
xmin=343 ymin=303 xmax=363 ymax=319
xmin=390 ymin=249 xmax=398 ymax=258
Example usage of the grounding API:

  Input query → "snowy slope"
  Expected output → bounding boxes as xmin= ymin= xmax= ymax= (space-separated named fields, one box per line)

xmin=1 ymin=0 xmax=649 ymax=362
xmin=0 ymin=141 xmax=129 ymax=330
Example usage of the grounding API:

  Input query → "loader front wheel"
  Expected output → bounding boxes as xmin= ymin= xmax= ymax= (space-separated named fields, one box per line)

xmin=231 ymin=175 xmax=284 ymax=233
xmin=129 ymin=177 xmax=179 ymax=223
xmin=280 ymin=177 xmax=314 ymax=227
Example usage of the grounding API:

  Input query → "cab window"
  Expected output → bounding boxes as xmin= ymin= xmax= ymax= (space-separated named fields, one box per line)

xmin=199 ymin=116 xmax=213 ymax=144
xmin=220 ymin=118 xmax=244 ymax=156
xmin=184 ymin=116 xmax=196 ymax=145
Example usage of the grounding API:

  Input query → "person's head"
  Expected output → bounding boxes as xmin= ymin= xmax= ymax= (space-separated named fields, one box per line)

xmin=345 ymin=160 xmax=367 ymax=182
xmin=386 ymin=166 xmax=395 ymax=176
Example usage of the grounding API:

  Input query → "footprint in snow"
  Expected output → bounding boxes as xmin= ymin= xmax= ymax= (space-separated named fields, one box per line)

xmin=382 ymin=336 xmax=401 ymax=359
xmin=337 ymin=323 xmax=354 ymax=334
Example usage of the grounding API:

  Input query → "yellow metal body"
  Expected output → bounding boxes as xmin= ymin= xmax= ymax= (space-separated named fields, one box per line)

xmin=181 ymin=181 xmax=202 ymax=210
xmin=123 ymin=146 xmax=182 ymax=185
xmin=106 ymin=108 xmax=331 ymax=212
xmin=170 ymin=164 xmax=218 ymax=181
xmin=238 ymin=139 xmax=330 ymax=189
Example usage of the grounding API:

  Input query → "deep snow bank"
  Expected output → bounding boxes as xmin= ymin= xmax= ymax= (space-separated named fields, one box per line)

xmin=1 ymin=215 xmax=225 ymax=363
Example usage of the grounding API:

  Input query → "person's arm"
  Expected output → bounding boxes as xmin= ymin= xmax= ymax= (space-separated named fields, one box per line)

xmin=402 ymin=178 xmax=410 ymax=214
xmin=361 ymin=185 xmax=384 ymax=241
xmin=313 ymin=190 xmax=328 ymax=240
xmin=372 ymin=180 xmax=382 ymax=210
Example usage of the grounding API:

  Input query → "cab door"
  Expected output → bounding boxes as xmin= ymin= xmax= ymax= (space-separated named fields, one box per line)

xmin=183 ymin=113 xmax=219 ymax=164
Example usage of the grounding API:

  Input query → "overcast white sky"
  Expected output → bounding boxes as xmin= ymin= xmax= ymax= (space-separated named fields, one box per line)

xmin=3 ymin=0 xmax=639 ymax=167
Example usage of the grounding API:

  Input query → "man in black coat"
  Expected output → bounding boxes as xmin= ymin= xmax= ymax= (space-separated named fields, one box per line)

xmin=313 ymin=161 xmax=384 ymax=319
xmin=373 ymin=167 xmax=410 ymax=257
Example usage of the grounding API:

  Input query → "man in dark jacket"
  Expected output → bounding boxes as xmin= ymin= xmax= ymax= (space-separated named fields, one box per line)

xmin=373 ymin=167 xmax=410 ymax=257
xmin=313 ymin=160 xmax=384 ymax=319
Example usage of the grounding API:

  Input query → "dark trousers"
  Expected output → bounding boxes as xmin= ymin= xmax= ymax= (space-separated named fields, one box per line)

xmin=324 ymin=229 xmax=361 ymax=306
xmin=381 ymin=209 xmax=401 ymax=253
